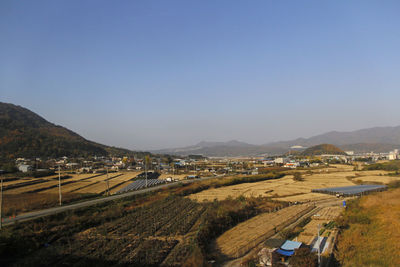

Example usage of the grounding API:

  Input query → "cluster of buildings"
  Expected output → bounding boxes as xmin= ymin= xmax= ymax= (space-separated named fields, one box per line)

xmin=7 ymin=146 xmax=400 ymax=176
xmin=257 ymin=238 xmax=323 ymax=266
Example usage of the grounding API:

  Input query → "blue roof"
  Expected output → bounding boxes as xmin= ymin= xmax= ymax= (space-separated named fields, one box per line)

xmin=280 ymin=240 xmax=302 ymax=251
xmin=276 ymin=249 xmax=294 ymax=256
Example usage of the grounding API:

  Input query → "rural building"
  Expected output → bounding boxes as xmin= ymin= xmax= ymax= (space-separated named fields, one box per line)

xmin=262 ymin=239 xmax=306 ymax=266
xmin=274 ymin=157 xmax=288 ymax=165
xmin=388 ymin=149 xmax=399 ymax=160
xmin=276 ymin=240 xmax=303 ymax=257
xmin=18 ymin=164 xmax=33 ymax=173
xmin=284 ymin=162 xmax=299 ymax=168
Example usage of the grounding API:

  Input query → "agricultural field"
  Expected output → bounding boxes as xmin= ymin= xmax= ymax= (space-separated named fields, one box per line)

xmin=0 ymin=191 xmax=280 ymax=266
xmin=188 ymin=166 xmax=392 ymax=203
xmin=2 ymin=165 xmax=397 ymax=266
xmin=1 ymin=171 xmax=142 ymax=215
xmin=2 ymin=171 xmax=142 ymax=195
xmin=215 ymin=204 xmax=315 ymax=259
xmin=353 ymin=174 xmax=400 ymax=184
xmin=297 ymin=206 xmax=342 ymax=244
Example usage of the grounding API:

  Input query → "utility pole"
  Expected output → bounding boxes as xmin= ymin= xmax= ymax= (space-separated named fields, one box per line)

xmin=317 ymin=223 xmax=321 ymax=267
xmin=0 ymin=174 xmax=3 ymax=230
xmin=145 ymin=158 xmax=148 ymax=188
xmin=58 ymin=165 xmax=62 ymax=206
xmin=106 ymin=167 xmax=110 ymax=196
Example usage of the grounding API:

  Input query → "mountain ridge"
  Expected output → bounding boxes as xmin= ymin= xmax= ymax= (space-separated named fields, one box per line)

xmin=153 ymin=126 xmax=400 ymax=156
xmin=0 ymin=102 xmax=144 ymax=160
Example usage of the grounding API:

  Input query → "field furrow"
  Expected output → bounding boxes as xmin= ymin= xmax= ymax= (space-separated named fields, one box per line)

xmin=216 ymin=204 xmax=315 ymax=258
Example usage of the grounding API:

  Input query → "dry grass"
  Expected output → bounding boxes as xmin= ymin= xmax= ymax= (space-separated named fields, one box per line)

xmin=1 ymin=192 xmax=94 ymax=216
xmin=336 ymin=188 xmax=400 ymax=266
xmin=215 ymin=204 xmax=315 ymax=258
xmin=354 ymin=175 xmax=400 ymax=184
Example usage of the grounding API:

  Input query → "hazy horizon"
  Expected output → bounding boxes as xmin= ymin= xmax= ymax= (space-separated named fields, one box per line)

xmin=2 ymin=1 xmax=400 ymax=150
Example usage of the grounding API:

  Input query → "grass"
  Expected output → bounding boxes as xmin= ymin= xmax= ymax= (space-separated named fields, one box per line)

xmin=335 ymin=188 xmax=400 ymax=266
xmin=363 ymin=160 xmax=400 ymax=171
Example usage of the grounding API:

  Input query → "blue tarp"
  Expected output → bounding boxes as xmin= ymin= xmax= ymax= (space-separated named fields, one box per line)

xmin=276 ymin=249 xmax=294 ymax=256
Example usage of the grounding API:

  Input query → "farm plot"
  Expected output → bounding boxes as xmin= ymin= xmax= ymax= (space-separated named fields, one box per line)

xmin=9 ymin=196 xmax=207 ymax=266
xmin=4 ymin=173 xmax=96 ymax=194
xmin=5 ymin=179 xmax=61 ymax=194
xmin=297 ymin=206 xmax=342 ymax=244
xmin=215 ymin=204 xmax=315 ymax=258
xmin=188 ymin=169 xmax=391 ymax=203
xmin=44 ymin=172 xmax=141 ymax=194
xmin=354 ymin=175 xmax=400 ymax=184
xmin=2 ymin=177 xmax=41 ymax=187
xmin=71 ymin=173 xmax=123 ymax=194
xmin=29 ymin=173 xmax=107 ymax=194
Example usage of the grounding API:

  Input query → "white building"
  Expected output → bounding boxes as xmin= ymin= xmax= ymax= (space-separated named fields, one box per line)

xmin=388 ymin=152 xmax=398 ymax=160
xmin=274 ymin=158 xmax=287 ymax=165
xmin=18 ymin=164 xmax=33 ymax=173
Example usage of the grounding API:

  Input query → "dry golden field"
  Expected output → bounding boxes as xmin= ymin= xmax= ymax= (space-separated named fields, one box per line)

xmin=4 ymin=173 xmax=96 ymax=194
xmin=297 ymin=206 xmax=342 ymax=244
xmin=354 ymin=175 xmax=400 ymax=184
xmin=215 ymin=204 xmax=315 ymax=258
xmin=3 ymin=172 xmax=142 ymax=195
xmin=188 ymin=166 xmax=393 ymax=203
xmin=1 ymin=171 xmax=143 ymax=215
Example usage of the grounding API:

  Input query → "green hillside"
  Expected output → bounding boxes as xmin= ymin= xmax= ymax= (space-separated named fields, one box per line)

xmin=301 ymin=144 xmax=346 ymax=156
xmin=0 ymin=102 xmax=140 ymax=160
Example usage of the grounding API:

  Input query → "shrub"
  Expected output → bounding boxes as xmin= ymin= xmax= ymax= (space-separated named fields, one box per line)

xmin=290 ymin=247 xmax=318 ymax=267
xmin=293 ymin=172 xmax=304 ymax=181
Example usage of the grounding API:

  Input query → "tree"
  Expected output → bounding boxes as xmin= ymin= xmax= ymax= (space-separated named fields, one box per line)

xmin=289 ymin=247 xmax=318 ymax=267
xmin=145 ymin=155 xmax=151 ymax=169
xmin=293 ymin=172 xmax=304 ymax=181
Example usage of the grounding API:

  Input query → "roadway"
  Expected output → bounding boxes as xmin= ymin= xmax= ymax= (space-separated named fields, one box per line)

xmin=1 ymin=176 xmax=218 ymax=227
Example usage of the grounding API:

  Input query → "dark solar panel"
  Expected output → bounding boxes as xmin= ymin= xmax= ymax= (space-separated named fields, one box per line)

xmin=312 ymin=185 xmax=387 ymax=196
xmin=116 ymin=179 xmax=166 ymax=194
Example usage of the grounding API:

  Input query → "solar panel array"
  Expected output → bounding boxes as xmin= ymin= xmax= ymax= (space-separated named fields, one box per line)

xmin=312 ymin=184 xmax=387 ymax=196
xmin=116 ymin=179 xmax=166 ymax=194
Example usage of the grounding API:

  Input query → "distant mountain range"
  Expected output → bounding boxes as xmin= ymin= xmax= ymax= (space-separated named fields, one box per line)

xmin=154 ymin=126 xmax=400 ymax=157
xmin=0 ymin=102 xmax=145 ymax=161
xmin=2 ymin=102 xmax=400 ymax=159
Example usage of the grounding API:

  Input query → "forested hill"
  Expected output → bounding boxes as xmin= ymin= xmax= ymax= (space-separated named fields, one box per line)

xmin=0 ymin=102 xmax=139 ymax=160
xmin=301 ymin=144 xmax=347 ymax=156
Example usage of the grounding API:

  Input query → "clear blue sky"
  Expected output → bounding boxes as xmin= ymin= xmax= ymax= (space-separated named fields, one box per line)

xmin=1 ymin=1 xmax=400 ymax=150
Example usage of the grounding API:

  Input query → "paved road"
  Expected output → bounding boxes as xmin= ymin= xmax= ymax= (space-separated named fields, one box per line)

xmin=1 ymin=176 xmax=218 ymax=227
